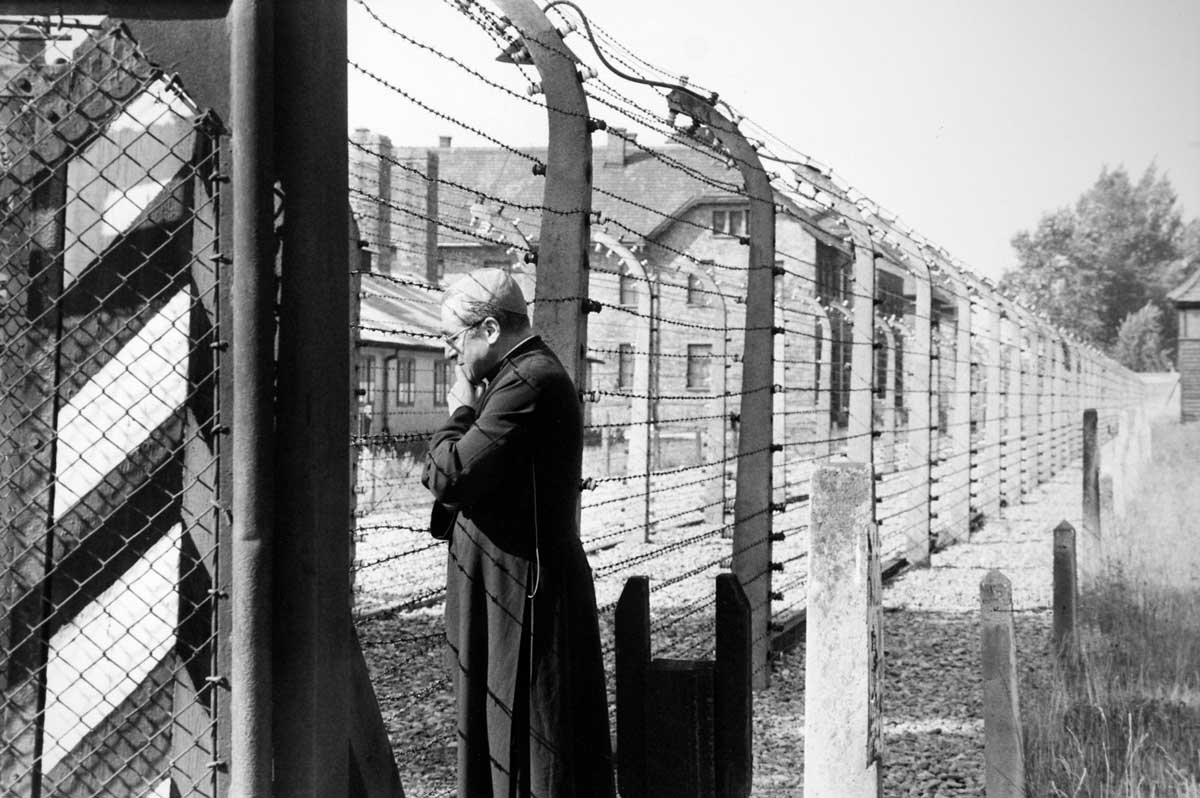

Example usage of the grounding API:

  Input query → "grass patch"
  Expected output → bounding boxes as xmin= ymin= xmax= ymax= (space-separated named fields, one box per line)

xmin=1022 ymin=419 xmax=1200 ymax=797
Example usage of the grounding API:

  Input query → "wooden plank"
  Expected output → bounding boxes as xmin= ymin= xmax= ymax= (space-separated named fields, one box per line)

xmin=616 ymin=576 xmax=650 ymax=798
xmin=714 ymin=574 xmax=751 ymax=798
xmin=646 ymin=659 xmax=715 ymax=798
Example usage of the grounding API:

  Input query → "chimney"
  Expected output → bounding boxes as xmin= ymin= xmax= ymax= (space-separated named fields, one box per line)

xmin=604 ymin=128 xmax=633 ymax=167
xmin=438 ymin=135 xmax=452 ymax=148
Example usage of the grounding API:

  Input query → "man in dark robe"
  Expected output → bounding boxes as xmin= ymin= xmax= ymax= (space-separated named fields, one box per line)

xmin=422 ymin=269 xmax=615 ymax=798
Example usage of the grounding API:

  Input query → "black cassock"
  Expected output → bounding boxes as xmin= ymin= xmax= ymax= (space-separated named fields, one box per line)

xmin=422 ymin=336 xmax=615 ymax=798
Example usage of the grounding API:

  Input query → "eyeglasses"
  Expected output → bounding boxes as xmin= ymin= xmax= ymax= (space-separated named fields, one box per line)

xmin=442 ymin=319 xmax=481 ymax=352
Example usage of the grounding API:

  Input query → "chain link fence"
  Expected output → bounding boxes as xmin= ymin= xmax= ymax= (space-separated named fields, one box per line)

xmin=2 ymin=18 xmax=226 ymax=797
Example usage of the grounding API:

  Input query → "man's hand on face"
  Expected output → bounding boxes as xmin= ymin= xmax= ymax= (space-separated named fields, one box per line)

xmin=447 ymin=363 xmax=483 ymax=415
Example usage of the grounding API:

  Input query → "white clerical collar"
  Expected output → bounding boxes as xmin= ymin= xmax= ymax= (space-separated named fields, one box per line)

xmin=501 ymin=334 xmax=537 ymax=362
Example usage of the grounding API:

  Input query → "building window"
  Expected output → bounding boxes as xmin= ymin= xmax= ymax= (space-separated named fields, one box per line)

xmin=619 ymin=271 xmax=638 ymax=306
xmin=617 ymin=343 xmax=634 ymax=389
xmin=686 ymin=344 xmax=713 ymax=390
xmin=433 ymin=358 xmax=453 ymax=406
xmin=394 ymin=357 xmax=415 ymax=406
xmin=877 ymin=270 xmax=906 ymax=318
xmin=712 ymin=208 xmax=747 ymax=237
xmin=816 ymin=242 xmax=852 ymax=425
xmin=686 ymin=273 xmax=707 ymax=306
xmin=815 ymin=241 xmax=850 ymax=304
xmin=1181 ymin=308 xmax=1200 ymax=338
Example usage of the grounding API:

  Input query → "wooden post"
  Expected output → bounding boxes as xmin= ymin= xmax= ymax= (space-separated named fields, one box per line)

xmin=1052 ymin=521 xmax=1079 ymax=666
xmin=981 ymin=570 xmax=1025 ymax=798
xmin=616 ymin=576 xmax=650 ymax=798
xmin=714 ymin=574 xmax=752 ymax=798
xmin=804 ymin=462 xmax=883 ymax=798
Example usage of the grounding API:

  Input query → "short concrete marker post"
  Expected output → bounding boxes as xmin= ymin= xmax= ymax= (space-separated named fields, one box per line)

xmin=1051 ymin=520 xmax=1082 ymax=676
xmin=981 ymin=569 xmax=1025 ymax=798
xmin=804 ymin=461 xmax=883 ymax=798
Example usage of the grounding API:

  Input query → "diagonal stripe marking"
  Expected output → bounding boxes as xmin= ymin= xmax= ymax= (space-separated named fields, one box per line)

xmin=41 ymin=522 xmax=181 ymax=773
xmin=53 ymin=289 xmax=189 ymax=520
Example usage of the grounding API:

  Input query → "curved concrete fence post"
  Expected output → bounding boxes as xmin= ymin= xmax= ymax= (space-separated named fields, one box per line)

xmin=982 ymin=293 xmax=1004 ymax=521
xmin=874 ymin=314 xmax=897 ymax=476
xmin=667 ymin=89 xmax=776 ymax=689
xmin=591 ymin=229 xmax=653 ymax=542
xmin=948 ymin=270 xmax=974 ymax=543
xmin=797 ymin=293 xmax=833 ymax=462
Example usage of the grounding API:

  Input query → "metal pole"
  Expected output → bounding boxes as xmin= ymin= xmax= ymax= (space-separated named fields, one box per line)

xmin=229 ymin=0 xmax=275 ymax=795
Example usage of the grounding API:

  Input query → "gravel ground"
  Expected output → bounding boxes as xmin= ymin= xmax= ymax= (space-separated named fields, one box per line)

xmin=359 ymin=467 xmax=1081 ymax=796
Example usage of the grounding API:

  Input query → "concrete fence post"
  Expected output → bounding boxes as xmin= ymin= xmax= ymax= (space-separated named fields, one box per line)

xmin=907 ymin=261 xmax=933 ymax=565
xmin=1052 ymin=521 xmax=1078 ymax=662
xmin=1009 ymin=321 xmax=1026 ymax=504
xmin=948 ymin=287 xmax=973 ymax=543
xmin=1081 ymin=409 xmax=1101 ymax=583
xmin=666 ymin=89 xmax=776 ymax=690
xmin=983 ymin=297 xmax=1004 ymax=520
xmin=981 ymin=570 xmax=1025 ymax=798
xmin=804 ymin=461 xmax=883 ymax=798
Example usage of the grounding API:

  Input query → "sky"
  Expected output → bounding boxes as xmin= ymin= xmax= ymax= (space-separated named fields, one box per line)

xmin=347 ymin=0 xmax=1200 ymax=282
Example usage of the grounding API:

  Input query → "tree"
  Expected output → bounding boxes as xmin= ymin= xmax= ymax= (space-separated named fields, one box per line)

xmin=1001 ymin=165 xmax=1193 ymax=353
xmin=1113 ymin=302 xmax=1169 ymax=372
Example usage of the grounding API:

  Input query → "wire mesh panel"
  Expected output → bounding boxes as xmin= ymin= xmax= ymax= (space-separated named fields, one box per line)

xmin=1 ymin=19 xmax=224 ymax=797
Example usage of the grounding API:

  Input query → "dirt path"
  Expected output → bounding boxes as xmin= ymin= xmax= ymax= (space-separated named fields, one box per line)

xmin=361 ymin=468 xmax=1082 ymax=796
